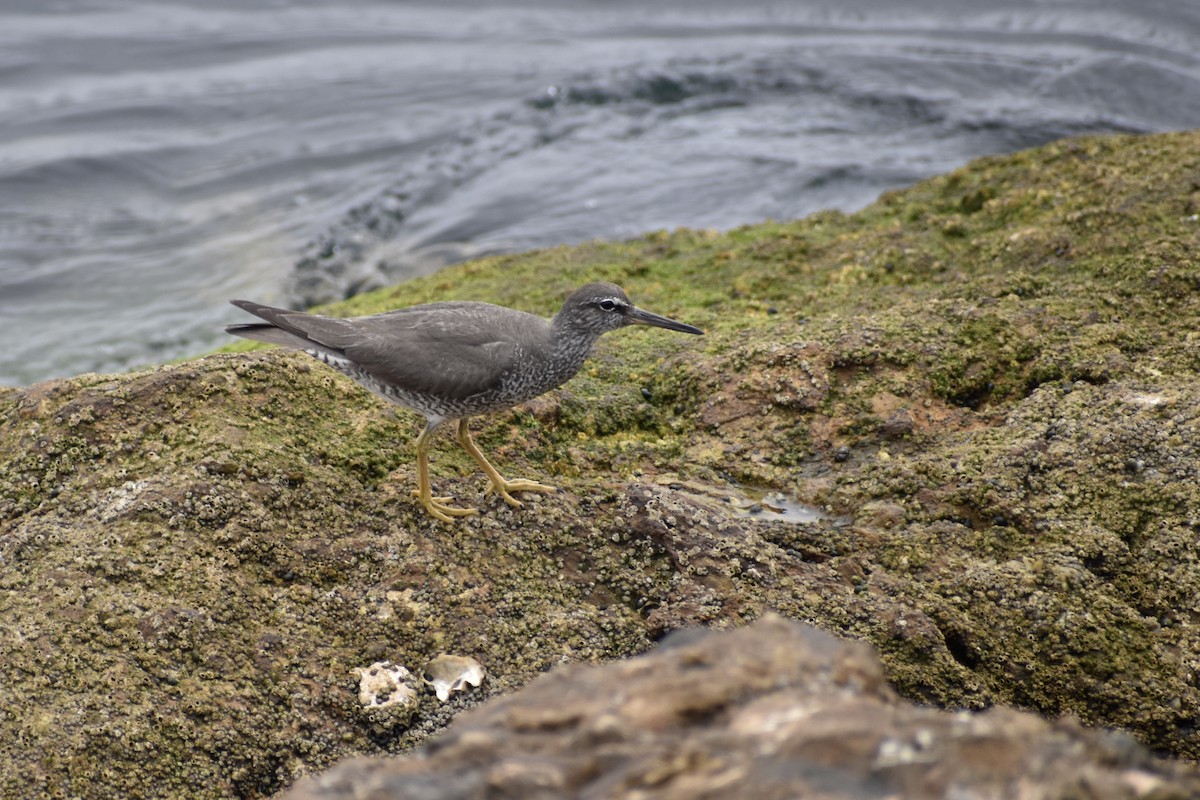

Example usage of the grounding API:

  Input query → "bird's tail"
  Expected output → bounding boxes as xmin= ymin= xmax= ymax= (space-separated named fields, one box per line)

xmin=225 ymin=298 xmax=341 ymax=355
xmin=224 ymin=322 xmax=316 ymax=350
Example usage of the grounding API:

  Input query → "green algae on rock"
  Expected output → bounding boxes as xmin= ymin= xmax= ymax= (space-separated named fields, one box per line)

xmin=2 ymin=131 xmax=1200 ymax=798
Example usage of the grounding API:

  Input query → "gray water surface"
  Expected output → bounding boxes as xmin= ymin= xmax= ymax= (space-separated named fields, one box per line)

xmin=3 ymin=0 xmax=1200 ymax=385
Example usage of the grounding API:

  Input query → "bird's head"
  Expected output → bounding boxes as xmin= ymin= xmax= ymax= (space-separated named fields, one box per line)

xmin=554 ymin=282 xmax=704 ymax=337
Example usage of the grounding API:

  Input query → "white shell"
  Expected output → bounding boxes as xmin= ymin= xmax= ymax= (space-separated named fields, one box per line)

xmin=423 ymin=654 xmax=486 ymax=702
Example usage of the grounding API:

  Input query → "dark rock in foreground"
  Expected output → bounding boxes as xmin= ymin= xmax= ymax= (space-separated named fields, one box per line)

xmin=285 ymin=615 xmax=1199 ymax=800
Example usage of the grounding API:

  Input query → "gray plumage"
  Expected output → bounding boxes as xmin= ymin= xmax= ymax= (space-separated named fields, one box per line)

xmin=226 ymin=282 xmax=701 ymax=424
xmin=226 ymin=281 xmax=703 ymax=520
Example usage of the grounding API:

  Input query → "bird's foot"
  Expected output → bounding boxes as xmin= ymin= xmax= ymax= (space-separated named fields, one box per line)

xmin=412 ymin=489 xmax=479 ymax=522
xmin=423 ymin=497 xmax=480 ymax=523
xmin=484 ymin=478 xmax=558 ymax=509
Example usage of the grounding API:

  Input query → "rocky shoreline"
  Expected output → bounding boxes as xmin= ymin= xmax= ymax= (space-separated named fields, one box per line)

xmin=2 ymin=131 xmax=1198 ymax=797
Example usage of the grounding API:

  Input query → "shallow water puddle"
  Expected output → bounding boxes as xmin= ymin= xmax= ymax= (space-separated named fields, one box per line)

xmin=727 ymin=490 xmax=825 ymax=523
xmin=653 ymin=476 xmax=824 ymax=524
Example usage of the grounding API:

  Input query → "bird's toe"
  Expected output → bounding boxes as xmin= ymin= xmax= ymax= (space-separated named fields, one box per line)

xmin=502 ymin=479 xmax=558 ymax=494
xmin=484 ymin=477 xmax=557 ymax=508
xmin=417 ymin=494 xmax=479 ymax=522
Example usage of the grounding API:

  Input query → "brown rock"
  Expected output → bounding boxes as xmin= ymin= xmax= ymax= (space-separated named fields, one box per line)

xmin=283 ymin=615 xmax=1199 ymax=800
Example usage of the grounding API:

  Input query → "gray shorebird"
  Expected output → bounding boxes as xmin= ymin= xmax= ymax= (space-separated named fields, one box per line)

xmin=226 ymin=282 xmax=703 ymax=522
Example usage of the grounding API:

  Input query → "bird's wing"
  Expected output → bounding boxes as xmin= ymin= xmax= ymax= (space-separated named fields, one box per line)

xmin=338 ymin=303 xmax=548 ymax=402
xmin=228 ymin=300 xmax=547 ymax=402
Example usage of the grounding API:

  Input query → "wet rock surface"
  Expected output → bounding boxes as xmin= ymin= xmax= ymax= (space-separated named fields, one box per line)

xmin=284 ymin=615 xmax=1200 ymax=800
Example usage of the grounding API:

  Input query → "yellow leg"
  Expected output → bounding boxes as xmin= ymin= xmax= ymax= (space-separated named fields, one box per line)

xmin=455 ymin=418 xmax=556 ymax=509
xmin=413 ymin=422 xmax=478 ymax=523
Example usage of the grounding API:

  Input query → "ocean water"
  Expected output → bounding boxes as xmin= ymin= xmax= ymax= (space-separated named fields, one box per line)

xmin=2 ymin=0 xmax=1199 ymax=386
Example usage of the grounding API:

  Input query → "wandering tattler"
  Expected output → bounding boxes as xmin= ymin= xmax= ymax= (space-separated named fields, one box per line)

xmin=226 ymin=282 xmax=703 ymax=521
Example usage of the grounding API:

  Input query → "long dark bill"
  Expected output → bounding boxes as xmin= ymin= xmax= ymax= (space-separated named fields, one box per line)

xmin=627 ymin=306 xmax=704 ymax=335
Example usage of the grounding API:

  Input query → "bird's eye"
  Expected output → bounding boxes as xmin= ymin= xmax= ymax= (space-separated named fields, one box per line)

xmin=598 ymin=299 xmax=617 ymax=312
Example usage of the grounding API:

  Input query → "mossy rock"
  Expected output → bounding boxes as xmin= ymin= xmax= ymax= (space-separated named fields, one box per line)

xmin=2 ymin=130 xmax=1199 ymax=798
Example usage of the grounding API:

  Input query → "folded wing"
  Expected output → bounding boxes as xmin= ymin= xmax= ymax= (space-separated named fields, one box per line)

xmin=227 ymin=300 xmax=546 ymax=401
